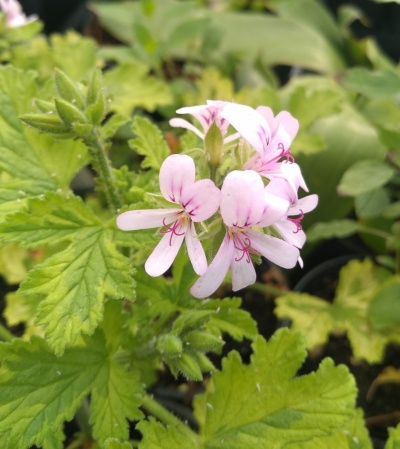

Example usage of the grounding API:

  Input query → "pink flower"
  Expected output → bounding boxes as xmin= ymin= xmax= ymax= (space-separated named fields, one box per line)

xmin=169 ymin=100 xmax=239 ymax=144
xmin=117 ymin=154 xmax=221 ymax=277
xmin=220 ymin=104 xmax=299 ymax=180
xmin=265 ymin=165 xmax=318 ymax=267
xmin=190 ymin=170 xmax=300 ymax=298
xmin=0 ymin=0 xmax=37 ymax=27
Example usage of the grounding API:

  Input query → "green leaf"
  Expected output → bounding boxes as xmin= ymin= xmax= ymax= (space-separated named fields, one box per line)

xmin=0 ymin=192 xmax=135 ymax=353
xmin=342 ymin=68 xmax=400 ymax=98
xmin=139 ymin=330 xmax=357 ymax=449
xmin=0 ymin=192 xmax=101 ymax=248
xmin=337 ymin=160 xmax=395 ymax=197
xmin=307 ymin=219 xmax=359 ymax=242
xmin=196 ymin=329 xmax=356 ymax=447
xmin=282 ymin=74 xmax=387 ymax=224
xmin=105 ymin=440 xmax=134 ymax=449
xmin=295 ymin=408 xmax=372 ymax=449
xmin=355 ymin=187 xmax=391 ymax=219
xmin=0 ymin=66 xmax=88 ymax=217
xmin=104 ymin=62 xmax=172 ymax=116
xmin=276 ymin=259 xmax=392 ymax=362
xmin=129 ymin=116 xmax=171 ymax=170
xmin=0 ymin=323 xmax=143 ymax=449
xmin=201 ymin=297 xmax=258 ymax=341
xmin=42 ymin=426 xmax=65 ymax=449
xmin=288 ymin=85 xmax=343 ymax=129
xmin=216 ymin=11 xmax=345 ymax=74
xmin=4 ymin=292 xmax=42 ymax=338
xmin=138 ymin=418 xmax=195 ymax=449
xmin=0 ymin=244 xmax=27 ymax=284
xmin=50 ymin=32 xmax=98 ymax=81
xmin=368 ymin=277 xmax=400 ymax=330
xmin=100 ymin=114 xmax=130 ymax=140
xmin=21 ymin=230 xmax=134 ymax=355
xmin=90 ymin=349 xmax=143 ymax=444
xmin=386 ymin=424 xmax=400 ymax=449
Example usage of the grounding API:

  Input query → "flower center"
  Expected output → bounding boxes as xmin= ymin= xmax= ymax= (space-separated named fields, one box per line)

xmin=287 ymin=210 xmax=304 ymax=233
xmin=160 ymin=213 xmax=189 ymax=245
xmin=228 ymin=228 xmax=258 ymax=263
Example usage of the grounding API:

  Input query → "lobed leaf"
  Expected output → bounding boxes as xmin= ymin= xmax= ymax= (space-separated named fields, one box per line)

xmin=0 ymin=192 xmax=102 ymax=248
xmin=139 ymin=329 xmax=357 ymax=449
xmin=129 ymin=116 xmax=171 ymax=171
xmin=276 ymin=259 xmax=395 ymax=362
xmin=0 ymin=321 xmax=143 ymax=449
xmin=0 ymin=66 xmax=88 ymax=218
xmin=20 ymin=230 xmax=134 ymax=355
xmin=104 ymin=62 xmax=172 ymax=116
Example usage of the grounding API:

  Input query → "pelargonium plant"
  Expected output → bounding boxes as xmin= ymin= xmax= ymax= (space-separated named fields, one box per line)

xmin=118 ymin=101 xmax=318 ymax=298
xmin=0 ymin=63 xmax=365 ymax=449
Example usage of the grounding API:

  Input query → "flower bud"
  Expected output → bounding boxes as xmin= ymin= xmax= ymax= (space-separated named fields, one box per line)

xmin=204 ymin=121 xmax=223 ymax=171
xmin=194 ymin=352 xmax=216 ymax=373
xmin=19 ymin=113 xmax=71 ymax=137
xmin=156 ymin=334 xmax=183 ymax=358
xmin=184 ymin=331 xmax=223 ymax=353
xmin=54 ymin=68 xmax=85 ymax=110
xmin=174 ymin=353 xmax=202 ymax=381
xmin=55 ymin=98 xmax=87 ymax=129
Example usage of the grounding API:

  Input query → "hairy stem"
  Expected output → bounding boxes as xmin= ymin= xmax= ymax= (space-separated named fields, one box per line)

xmin=142 ymin=394 xmax=197 ymax=441
xmin=84 ymin=129 xmax=123 ymax=213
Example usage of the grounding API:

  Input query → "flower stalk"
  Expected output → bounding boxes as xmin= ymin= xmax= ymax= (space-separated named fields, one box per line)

xmin=84 ymin=129 xmax=123 ymax=214
xmin=142 ymin=394 xmax=198 ymax=441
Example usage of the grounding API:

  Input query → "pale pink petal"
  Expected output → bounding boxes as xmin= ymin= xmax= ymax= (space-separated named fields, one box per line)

xmin=185 ymin=221 xmax=207 ymax=275
xmin=176 ymin=104 xmax=228 ymax=134
xmin=272 ymin=110 xmax=299 ymax=142
xmin=298 ymin=256 xmax=304 ymax=268
xmin=244 ymin=154 xmax=282 ymax=179
xmin=169 ymin=118 xmax=205 ymax=139
xmin=221 ymin=103 xmax=271 ymax=156
xmin=291 ymin=194 xmax=319 ymax=215
xmin=145 ymin=223 xmax=187 ymax=276
xmin=190 ymin=234 xmax=234 ymax=298
xmin=159 ymin=154 xmax=195 ymax=204
xmin=264 ymin=177 xmax=293 ymax=203
xmin=257 ymin=191 xmax=290 ymax=227
xmin=116 ymin=209 xmax=178 ymax=230
xmin=220 ymin=170 xmax=265 ymax=227
xmin=269 ymin=124 xmax=291 ymax=157
xmin=274 ymin=221 xmax=307 ymax=248
xmin=230 ymin=249 xmax=257 ymax=291
xmin=246 ymin=229 xmax=300 ymax=269
xmin=256 ymin=106 xmax=275 ymax=127
xmin=180 ymin=179 xmax=221 ymax=222
xmin=280 ymin=162 xmax=308 ymax=193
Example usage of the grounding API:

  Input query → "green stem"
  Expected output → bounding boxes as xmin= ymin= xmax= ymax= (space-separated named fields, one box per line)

xmin=248 ymin=282 xmax=288 ymax=298
xmin=84 ymin=129 xmax=123 ymax=214
xmin=142 ymin=394 xmax=197 ymax=441
xmin=0 ymin=323 xmax=14 ymax=342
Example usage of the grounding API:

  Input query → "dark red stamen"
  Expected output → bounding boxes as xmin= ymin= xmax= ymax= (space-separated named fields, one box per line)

xmin=277 ymin=142 xmax=295 ymax=163
xmin=233 ymin=233 xmax=257 ymax=263
xmin=287 ymin=210 xmax=304 ymax=233
xmin=159 ymin=217 xmax=185 ymax=245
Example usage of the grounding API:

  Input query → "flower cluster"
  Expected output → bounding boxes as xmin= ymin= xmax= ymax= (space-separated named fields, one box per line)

xmin=117 ymin=101 xmax=318 ymax=298
xmin=0 ymin=0 xmax=37 ymax=28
